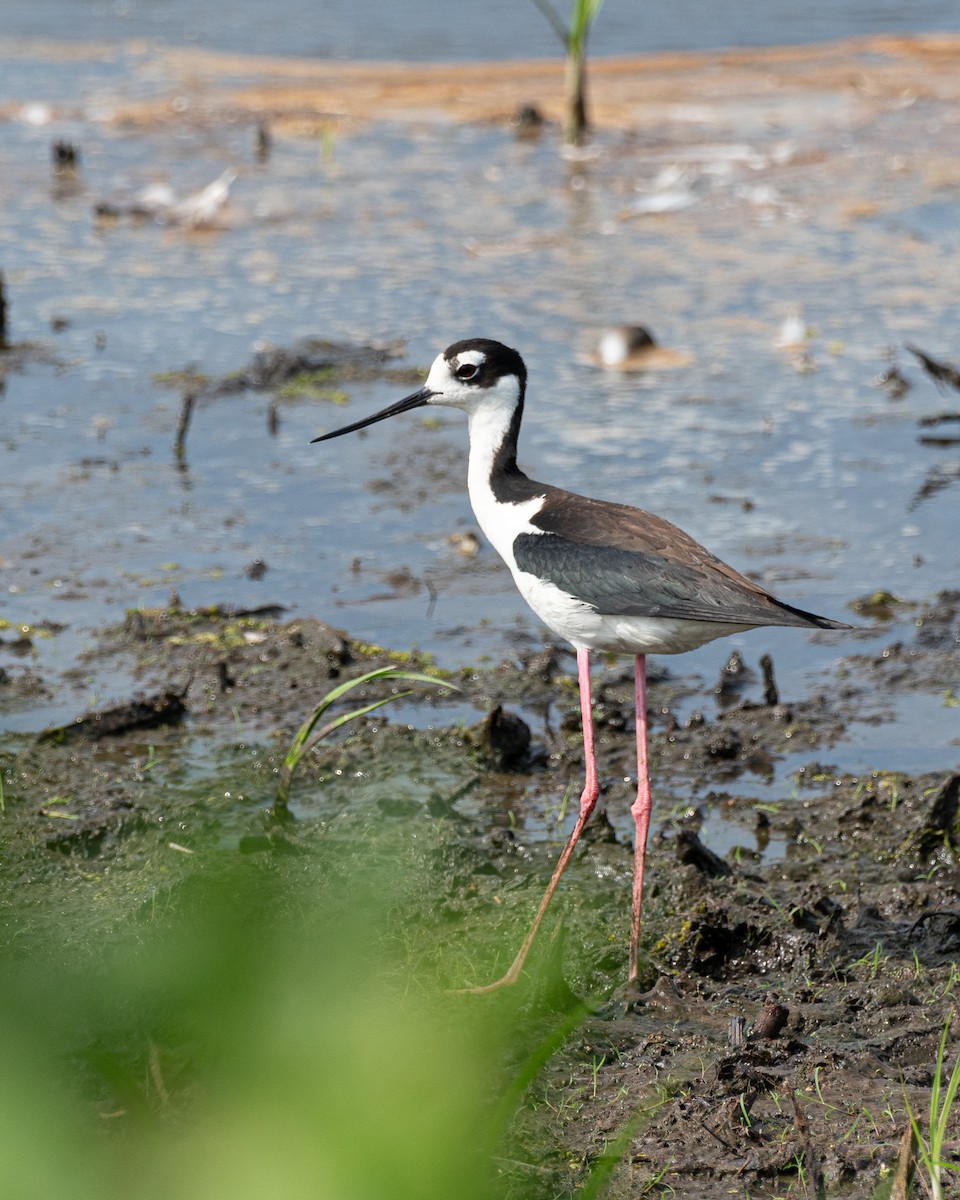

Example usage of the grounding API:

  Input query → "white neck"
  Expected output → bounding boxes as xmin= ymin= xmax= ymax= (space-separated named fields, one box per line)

xmin=465 ymin=395 xmax=513 ymax=496
xmin=465 ymin=395 xmax=543 ymax=560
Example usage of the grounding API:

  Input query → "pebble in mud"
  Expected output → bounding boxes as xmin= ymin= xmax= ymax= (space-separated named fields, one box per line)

xmin=751 ymin=995 xmax=790 ymax=1040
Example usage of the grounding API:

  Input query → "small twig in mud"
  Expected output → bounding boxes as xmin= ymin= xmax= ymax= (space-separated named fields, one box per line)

xmin=173 ymin=390 xmax=197 ymax=464
xmin=699 ymin=1114 xmax=737 ymax=1153
xmin=0 ymin=269 xmax=9 ymax=350
xmin=760 ymin=653 xmax=779 ymax=706
xmin=889 ymin=1123 xmax=917 ymax=1200
xmin=702 ymin=1090 xmax=760 ymax=1153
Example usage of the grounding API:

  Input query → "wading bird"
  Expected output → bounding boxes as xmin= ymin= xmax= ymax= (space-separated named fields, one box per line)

xmin=313 ymin=338 xmax=852 ymax=992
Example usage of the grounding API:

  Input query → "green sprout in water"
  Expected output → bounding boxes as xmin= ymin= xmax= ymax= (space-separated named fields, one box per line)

xmin=274 ymin=666 xmax=458 ymax=819
xmin=903 ymin=1012 xmax=960 ymax=1200
xmin=532 ymin=0 xmax=605 ymax=144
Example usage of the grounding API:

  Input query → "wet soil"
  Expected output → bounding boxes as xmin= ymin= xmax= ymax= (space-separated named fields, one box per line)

xmin=2 ymin=587 xmax=959 ymax=1197
xmin=65 ymin=34 xmax=960 ymax=134
xmin=516 ymin=761 xmax=960 ymax=1198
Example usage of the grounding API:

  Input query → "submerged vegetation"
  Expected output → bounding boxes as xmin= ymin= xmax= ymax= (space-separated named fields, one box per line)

xmin=274 ymin=665 xmax=458 ymax=818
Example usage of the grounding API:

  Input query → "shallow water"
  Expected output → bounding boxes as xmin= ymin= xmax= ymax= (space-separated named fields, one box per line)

xmin=1 ymin=40 xmax=958 ymax=794
xmin=3 ymin=0 xmax=959 ymax=60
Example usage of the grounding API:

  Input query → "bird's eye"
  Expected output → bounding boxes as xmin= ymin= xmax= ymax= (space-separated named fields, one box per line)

xmin=456 ymin=362 xmax=479 ymax=381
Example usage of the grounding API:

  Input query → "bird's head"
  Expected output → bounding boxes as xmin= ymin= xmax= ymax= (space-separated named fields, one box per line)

xmin=311 ymin=338 xmax=526 ymax=443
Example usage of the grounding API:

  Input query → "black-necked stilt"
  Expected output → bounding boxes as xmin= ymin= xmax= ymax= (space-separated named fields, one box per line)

xmin=313 ymin=338 xmax=853 ymax=992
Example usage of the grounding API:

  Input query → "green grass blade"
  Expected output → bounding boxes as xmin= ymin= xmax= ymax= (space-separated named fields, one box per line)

xmin=902 ymin=1011 xmax=960 ymax=1200
xmin=303 ymin=690 xmax=417 ymax=747
xmin=484 ymin=1000 xmax=592 ymax=1152
xmin=570 ymin=0 xmax=604 ymax=46
xmin=529 ymin=0 xmax=568 ymax=46
xmin=930 ymin=1016 xmax=947 ymax=1138
xmin=904 ymin=1094 xmax=936 ymax=1181
xmin=288 ymin=666 xmax=423 ymax=753
xmin=282 ymin=691 xmax=416 ymax=777
xmin=933 ymin=1021 xmax=960 ymax=1178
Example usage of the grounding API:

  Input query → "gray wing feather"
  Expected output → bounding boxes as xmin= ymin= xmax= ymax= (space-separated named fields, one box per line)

xmin=512 ymin=532 xmax=840 ymax=628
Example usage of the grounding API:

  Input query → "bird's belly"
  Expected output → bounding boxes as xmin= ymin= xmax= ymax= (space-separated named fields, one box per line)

xmin=515 ymin=573 xmax=753 ymax=655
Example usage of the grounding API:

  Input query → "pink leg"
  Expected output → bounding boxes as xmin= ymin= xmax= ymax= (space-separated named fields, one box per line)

xmin=458 ymin=646 xmax=600 ymax=993
xmin=628 ymin=654 xmax=651 ymax=981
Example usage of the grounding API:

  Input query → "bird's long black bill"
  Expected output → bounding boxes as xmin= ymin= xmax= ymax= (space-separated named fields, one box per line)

xmin=310 ymin=387 xmax=435 ymax=443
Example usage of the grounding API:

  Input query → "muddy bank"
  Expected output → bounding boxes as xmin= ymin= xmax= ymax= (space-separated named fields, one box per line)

xmin=3 ymin=588 xmax=957 ymax=872
xmin=1 ymin=584 xmax=958 ymax=1196
xmin=520 ymin=771 xmax=960 ymax=1195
